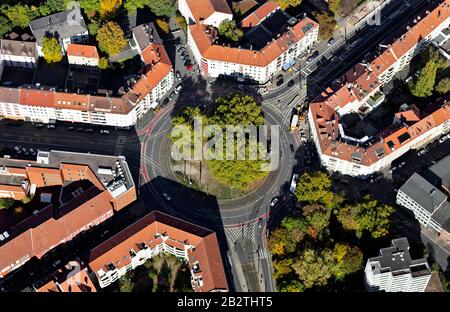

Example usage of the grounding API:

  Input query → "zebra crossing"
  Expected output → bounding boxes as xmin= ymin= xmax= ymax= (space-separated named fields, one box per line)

xmin=224 ymin=223 xmax=256 ymax=246
xmin=114 ymin=136 xmax=141 ymax=155
xmin=258 ymin=248 xmax=269 ymax=260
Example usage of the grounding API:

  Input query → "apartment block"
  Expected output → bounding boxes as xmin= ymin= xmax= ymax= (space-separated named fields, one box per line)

xmin=309 ymin=0 xmax=450 ymax=177
xmin=180 ymin=0 xmax=318 ymax=84
xmin=0 ymin=150 xmax=137 ymax=278
xmin=88 ymin=210 xmax=229 ymax=292
xmin=365 ymin=238 xmax=432 ymax=292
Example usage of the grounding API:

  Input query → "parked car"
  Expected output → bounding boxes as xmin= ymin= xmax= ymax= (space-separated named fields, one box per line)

xmin=34 ymin=123 xmax=44 ymax=128
xmin=176 ymin=71 xmax=182 ymax=80
xmin=100 ymin=129 xmax=110 ymax=134
xmin=290 ymin=144 xmax=294 ymax=153
xmin=68 ymin=126 xmax=75 ymax=131
xmin=327 ymin=37 xmax=335 ymax=46
xmin=390 ymin=167 xmax=397 ymax=173
xmin=169 ymin=92 xmax=176 ymax=100
xmin=186 ymin=64 xmax=193 ymax=71
xmin=398 ymin=161 xmax=406 ymax=168
xmin=439 ymin=135 xmax=448 ymax=143
xmin=287 ymin=79 xmax=295 ymax=87
xmin=163 ymin=193 xmax=171 ymax=201
xmin=417 ymin=148 xmax=426 ymax=156
xmin=46 ymin=124 xmax=56 ymax=129
xmin=86 ymin=128 xmax=94 ymax=133
xmin=258 ymin=218 xmax=263 ymax=229
xmin=276 ymin=78 xmax=284 ymax=86
xmin=270 ymin=197 xmax=279 ymax=207
xmin=175 ymin=85 xmax=183 ymax=93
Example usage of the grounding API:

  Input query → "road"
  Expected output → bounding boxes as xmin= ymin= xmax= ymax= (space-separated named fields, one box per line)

xmin=0 ymin=0 xmax=436 ymax=293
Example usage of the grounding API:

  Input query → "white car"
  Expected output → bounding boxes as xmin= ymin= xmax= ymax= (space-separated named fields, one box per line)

xmin=439 ymin=136 xmax=447 ymax=143
xmin=163 ymin=193 xmax=171 ymax=201
xmin=270 ymin=197 xmax=279 ymax=207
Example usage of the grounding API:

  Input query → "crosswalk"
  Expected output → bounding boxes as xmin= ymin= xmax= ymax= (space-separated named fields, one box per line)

xmin=224 ymin=223 xmax=256 ymax=246
xmin=114 ymin=136 xmax=141 ymax=155
xmin=258 ymin=248 xmax=269 ymax=260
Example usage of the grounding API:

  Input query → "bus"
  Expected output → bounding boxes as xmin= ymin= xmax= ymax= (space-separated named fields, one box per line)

xmin=290 ymin=114 xmax=299 ymax=131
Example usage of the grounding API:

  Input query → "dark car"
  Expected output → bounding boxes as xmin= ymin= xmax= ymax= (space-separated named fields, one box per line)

xmin=34 ymin=123 xmax=44 ymax=128
xmin=290 ymin=144 xmax=294 ymax=152
xmin=68 ymin=126 xmax=75 ymax=131
xmin=276 ymin=78 xmax=284 ymax=86
xmin=327 ymin=37 xmax=335 ymax=46
xmin=287 ymin=79 xmax=295 ymax=87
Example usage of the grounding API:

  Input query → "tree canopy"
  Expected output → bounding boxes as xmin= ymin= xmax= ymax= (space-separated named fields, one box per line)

xmin=336 ymin=194 xmax=394 ymax=238
xmin=314 ymin=11 xmax=336 ymax=40
xmin=435 ymin=77 xmax=450 ymax=94
xmin=0 ymin=15 xmax=12 ymax=37
xmin=41 ymin=37 xmax=63 ymax=63
xmin=273 ymin=0 xmax=302 ymax=10
xmin=218 ymin=20 xmax=244 ymax=42
xmin=409 ymin=48 xmax=448 ymax=97
xmin=147 ymin=0 xmax=177 ymax=17
xmin=295 ymin=171 xmax=343 ymax=209
xmin=96 ymin=21 xmax=128 ymax=56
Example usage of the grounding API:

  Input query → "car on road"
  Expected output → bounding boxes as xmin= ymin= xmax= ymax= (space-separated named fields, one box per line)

xmin=185 ymin=64 xmax=193 ymax=71
xmin=169 ymin=92 xmax=176 ymax=100
xmin=68 ymin=126 xmax=75 ymax=131
xmin=176 ymin=71 xmax=182 ymax=80
xmin=306 ymin=56 xmax=314 ymax=63
xmin=276 ymin=78 xmax=284 ymax=86
xmin=270 ymin=197 xmax=279 ymax=207
xmin=163 ymin=193 xmax=171 ymax=201
xmin=258 ymin=218 xmax=263 ymax=229
xmin=75 ymin=127 xmax=84 ymax=132
xmin=390 ymin=167 xmax=397 ymax=173
xmin=290 ymin=173 xmax=299 ymax=193
xmin=100 ymin=129 xmax=110 ymax=134
xmin=162 ymin=98 xmax=170 ymax=106
xmin=86 ymin=128 xmax=94 ymax=133
xmin=439 ymin=135 xmax=448 ymax=143
xmin=52 ymin=260 xmax=61 ymax=268
xmin=417 ymin=148 xmax=426 ymax=156
xmin=46 ymin=124 xmax=56 ymax=129
xmin=290 ymin=144 xmax=294 ymax=153
xmin=327 ymin=37 xmax=335 ymax=46
xmin=287 ymin=79 xmax=295 ymax=87
xmin=398 ymin=161 xmax=406 ymax=168
xmin=175 ymin=85 xmax=183 ymax=93
xmin=34 ymin=123 xmax=44 ymax=128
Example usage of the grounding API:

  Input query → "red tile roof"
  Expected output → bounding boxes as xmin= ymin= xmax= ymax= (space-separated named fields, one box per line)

xmin=309 ymin=0 xmax=450 ymax=167
xmin=67 ymin=44 xmax=99 ymax=59
xmin=35 ymin=262 xmax=97 ymax=292
xmin=189 ymin=16 xmax=318 ymax=67
xmin=240 ymin=1 xmax=280 ymax=28
xmin=88 ymin=210 xmax=229 ymax=292
xmin=186 ymin=0 xmax=232 ymax=23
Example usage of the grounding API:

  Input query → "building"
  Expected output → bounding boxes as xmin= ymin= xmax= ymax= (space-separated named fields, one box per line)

xmin=33 ymin=260 xmax=97 ymax=292
xmin=0 ymin=39 xmax=37 ymax=69
xmin=364 ymin=238 xmax=432 ymax=292
xmin=67 ymin=44 xmax=99 ymax=67
xmin=397 ymin=155 xmax=450 ymax=242
xmin=0 ymin=150 xmax=137 ymax=278
xmin=29 ymin=6 xmax=89 ymax=56
xmin=178 ymin=0 xmax=234 ymax=28
xmin=88 ymin=210 xmax=229 ymax=292
xmin=309 ymin=0 xmax=450 ymax=177
xmin=0 ymin=24 xmax=173 ymax=127
xmin=181 ymin=0 xmax=319 ymax=83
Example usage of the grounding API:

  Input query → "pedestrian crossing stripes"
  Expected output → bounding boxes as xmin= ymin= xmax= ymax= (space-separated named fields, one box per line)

xmin=258 ymin=248 xmax=269 ymax=260
xmin=114 ymin=136 xmax=140 ymax=155
xmin=224 ymin=223 xmax=256 ymax=246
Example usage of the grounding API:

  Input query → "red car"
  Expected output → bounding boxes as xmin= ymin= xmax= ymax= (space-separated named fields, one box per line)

xmin=186 ymin=64 xmax=193 ymax=71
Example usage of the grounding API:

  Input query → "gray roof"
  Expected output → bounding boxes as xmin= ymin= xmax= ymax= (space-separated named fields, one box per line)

xmin=368 ymin=238 xmax=430 ymax=276
xmin=399 ymin=173 xmax=447 ymax=214
xmin=131 ymin=23 xmax=161 ymax=52
xmin=0 ymin=39 xmax=36 ymax=58
xmin=29 ymin=7 xmax=87 ymax=45
xmin=424 ymin=154 xmax=450 ymax=190
xmin=431 ymin=201 xmax=450 ymax=230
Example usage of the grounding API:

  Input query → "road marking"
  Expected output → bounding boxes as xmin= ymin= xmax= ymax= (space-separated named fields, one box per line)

xmin=258 ymin=248 xmax=269 ymax=260
xmin=225 ymin=223 xmax=256 ymax=247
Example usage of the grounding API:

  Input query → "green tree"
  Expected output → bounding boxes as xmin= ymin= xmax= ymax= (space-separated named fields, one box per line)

xmin=0 ymin=198 xmax=15 ymax=209
xmin=295 ymin=172 xmax=343 ymax=209
xmin=336 ymin=195 xmax=394 ymax=238
xmin=98 ymin=57 xmax=109 ymax=69
xmin=80 ymin=0 xmax=100 ymax=15
xmin=99 ymin=0 xmax=122 ymax=18
xmin=155 ymin=18 xmax=170 ymax=36
xmin=44 ymin=0 xmax=69 ymax=13
xmin=273 ymin=258 xmax=294 ymax=281
xmin=175 ymin=11 xmax=187 ymax=31
xmin=332 ymin=243 xmax=363 ymax=280
xmin=210 ymin=93 xmax=265 ymax=128
xmin=0 ymin=15 xmax=12 ymax=37
xmin=435 ymin=77 xmax=450 ymax=94
xmin=314 ymin=11 xmax=336 ymax=40
xmin=124 ymin=0 xmax=150 ymax=12
xmin=147 ymin=0 xmax=177 ymax=17
xmin=88 ymin=21 xmax=100 ymax=35
xmin=273 ymin=0 xmax=302 ymax=9
xmin=218 ymin=20 xmax=243 ymax=42
xmin=268 ymin=227 xmax=297 ymax=256
xmin=409 ymin=48 xmax=447 ymax=97
xmin=118 ymin=274 xmax=134 ymax=292
xmin=302 ymin=204 xmax=332 ymax=239
xmin=2 ymin=4 xmax=39 ymax=28
xmin=328 ymin=0 xmax=341 ymax=15
xmin=292 ymin=247 xmax=334 ymax=289
xmin=96 ymin=21 xmax=128 ymax=56
xmin=41 ymin=37 xmax=63 ymax=63
xmin=278 ymin=279 xmax=305 ymax=292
